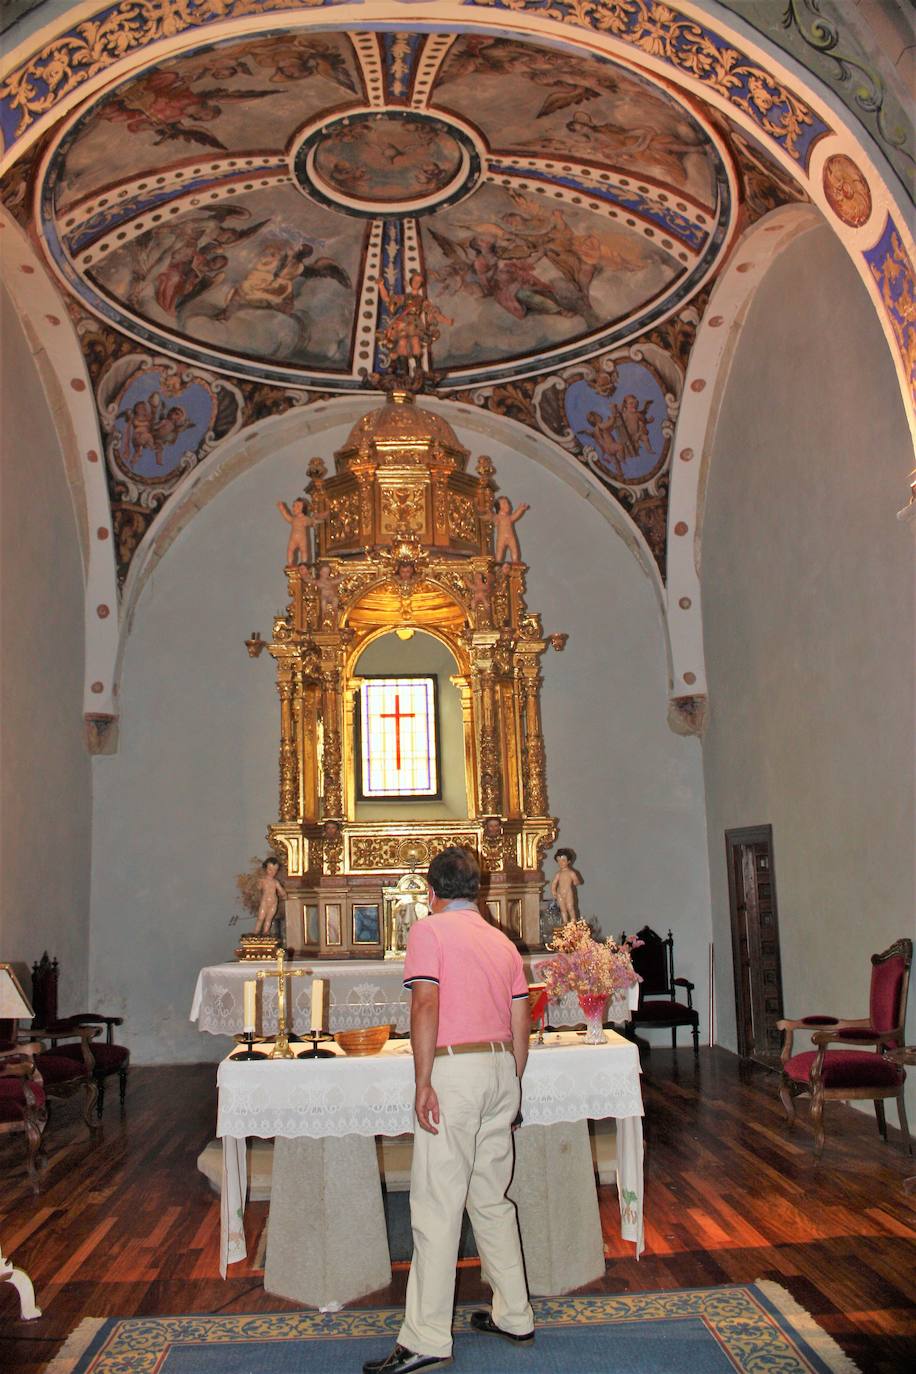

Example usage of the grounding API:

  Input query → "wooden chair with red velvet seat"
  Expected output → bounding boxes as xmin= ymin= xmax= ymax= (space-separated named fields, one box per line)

xmin=777 ymin=938 xmax=912 ymax=1156
xmin=624 ymin=926 xmax=700 ymax=1055
xmin=31 ymin=954 xmax=128 ymax=1121
xmin=0 ymin=1049 xmax=48 ymax=1192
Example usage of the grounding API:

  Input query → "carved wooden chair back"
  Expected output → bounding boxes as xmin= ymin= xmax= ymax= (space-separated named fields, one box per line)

xmin=30 ymin=953 xmax=129 ymax=1120
xmin=629 ymin=927 xmax=675 ymax=1000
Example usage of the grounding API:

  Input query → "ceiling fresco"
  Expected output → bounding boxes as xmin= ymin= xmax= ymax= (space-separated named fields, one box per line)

xmin=0 ymin=6 xmax=828 ymax=610
xmin=39 ymin=30 xmax=736 ymax=390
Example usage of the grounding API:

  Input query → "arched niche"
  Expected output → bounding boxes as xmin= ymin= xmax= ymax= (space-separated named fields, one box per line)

xmin=348 ymin=628 xmax=469 ymax=822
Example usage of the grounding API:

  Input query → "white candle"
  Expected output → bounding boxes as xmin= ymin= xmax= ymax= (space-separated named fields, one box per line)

xmin=242 ymin=979 xmax=257 ymax=1034
xmin=310 ymin=978 xmax=328 ymax=1033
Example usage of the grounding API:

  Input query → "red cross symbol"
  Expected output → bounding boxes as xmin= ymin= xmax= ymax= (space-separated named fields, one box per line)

xmin=380 ymin=693 xmax=415 ymax=770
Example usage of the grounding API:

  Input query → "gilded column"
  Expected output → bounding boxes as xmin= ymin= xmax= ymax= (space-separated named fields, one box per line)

xmin=321 ymin=668 xmax=343 ymax=818
xmin=277 ymin=673 xmax=298 ymax=822
xmin=476 ymin=663 xmax=501 ymax=816
xmin=520 ymin=660 xmax=548 ymax=816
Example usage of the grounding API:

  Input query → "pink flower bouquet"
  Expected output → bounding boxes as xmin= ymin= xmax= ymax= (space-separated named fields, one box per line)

xmin=539 ymin=919 xmax=641 ymax=1001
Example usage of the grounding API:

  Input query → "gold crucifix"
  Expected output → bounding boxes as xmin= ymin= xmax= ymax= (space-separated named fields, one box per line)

xmin=257 ymin=947 xmax=311 ymax=1059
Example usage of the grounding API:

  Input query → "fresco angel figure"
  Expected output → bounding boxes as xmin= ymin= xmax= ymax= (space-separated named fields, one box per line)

xmin=215 ymin=240 xmax=351 ymax=339
xmin=565 ymin=110 xmax=706 ymax=189
xmin=496 ymin=193 xmax=602 ymax=327
xmin=429 ymin=227 xmax=577 ymax=325
xmin=101 ymin=69 xmax=280 ymax=150
xmin=146 ymin=207 xmax=267 ymax=317
xmin=250 ymin=35 xmax=357 ymax=91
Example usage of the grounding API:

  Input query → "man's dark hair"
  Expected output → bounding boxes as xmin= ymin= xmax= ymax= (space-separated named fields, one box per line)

xmin=427 ymin=846 xmax=481 ymax=901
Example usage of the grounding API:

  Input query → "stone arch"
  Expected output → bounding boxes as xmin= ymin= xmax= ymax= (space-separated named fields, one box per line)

xmin=665 ymin=202 xmax=825 ymax=728
xmin=0 ymin=206 xmax=121 ymax=748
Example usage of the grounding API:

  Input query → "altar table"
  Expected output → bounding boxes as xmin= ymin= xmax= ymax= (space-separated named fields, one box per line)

xmin=193 ymin=958 xmax=638 ymax=1036
xmin=217 ymin=1030 xmax=644 ymax=1307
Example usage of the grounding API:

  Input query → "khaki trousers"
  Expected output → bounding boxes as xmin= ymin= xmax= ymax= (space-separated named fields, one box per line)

xmin=399 ymin=1049 xmax=534 ymax=1358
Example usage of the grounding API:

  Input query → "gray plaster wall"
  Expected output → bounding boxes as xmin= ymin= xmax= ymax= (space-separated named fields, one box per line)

xmin=0 ymin=286 xmax=92 ymax=1011
xmin=90 ymin=415 xmax=712 ymax=1062
xmin=701 ymin=227 xmax=915 ymax=1114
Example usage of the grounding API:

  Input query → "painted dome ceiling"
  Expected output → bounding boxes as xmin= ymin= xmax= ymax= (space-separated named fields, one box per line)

xmin=41 ymin=29 xmax=737 ymax=390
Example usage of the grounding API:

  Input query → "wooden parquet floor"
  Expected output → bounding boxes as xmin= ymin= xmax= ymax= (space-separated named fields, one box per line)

xmin=1 ymin=1047 xmax=914 ymax=1371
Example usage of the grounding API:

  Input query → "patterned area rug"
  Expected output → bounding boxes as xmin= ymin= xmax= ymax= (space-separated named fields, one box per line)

xmin=50 ymin=1283 xmax=861 ymax=1374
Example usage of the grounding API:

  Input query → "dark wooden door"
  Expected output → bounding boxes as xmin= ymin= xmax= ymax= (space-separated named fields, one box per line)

xmin=725 ymin=826 xmax=784 ymax=1062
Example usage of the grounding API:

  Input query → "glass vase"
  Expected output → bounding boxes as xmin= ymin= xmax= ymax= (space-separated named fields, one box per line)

xmin=578 ymin=993 xmax=607 ymax=1044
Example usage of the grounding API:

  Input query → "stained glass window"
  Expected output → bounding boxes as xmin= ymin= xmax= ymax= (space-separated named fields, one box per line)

xmin=359 ymin=676 xmax=439 ymax=799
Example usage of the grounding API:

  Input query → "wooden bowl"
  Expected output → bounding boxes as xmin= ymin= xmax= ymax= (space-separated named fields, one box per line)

xmin=333 ymin=1024 xmax=393 ymax=1056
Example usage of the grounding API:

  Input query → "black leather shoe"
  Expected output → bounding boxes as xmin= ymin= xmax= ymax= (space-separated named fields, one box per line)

xmin=470 ymin=1311 xmax=535 ymax=1344
xmin=361 ymin=1345 xmax=453 ymax=1373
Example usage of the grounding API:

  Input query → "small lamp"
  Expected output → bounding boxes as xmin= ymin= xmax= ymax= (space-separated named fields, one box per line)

xmin=0 ymin=963 xmax=34 ymax=1020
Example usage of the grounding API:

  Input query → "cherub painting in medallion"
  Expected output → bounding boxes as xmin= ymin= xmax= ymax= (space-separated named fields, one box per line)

xmin=564 ymin=360 xmax=668 ymax=487
xmin=584 ymin=395 xmax=653 ymax=479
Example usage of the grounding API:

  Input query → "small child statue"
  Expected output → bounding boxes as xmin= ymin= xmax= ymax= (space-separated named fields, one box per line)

xmin=550 ymin=848 xmax=582 ymax=924
xmin=254 ymin=857 xmax=287 ymax=936
xmin=493 ymin=495 xmax=530 ymax=564
xmin=277 ymin=496 xmax=328 ymax=566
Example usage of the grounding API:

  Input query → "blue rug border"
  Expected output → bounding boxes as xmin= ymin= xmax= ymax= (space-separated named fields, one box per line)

xmin=65 ymin=1285 xmax=849 ymax=1374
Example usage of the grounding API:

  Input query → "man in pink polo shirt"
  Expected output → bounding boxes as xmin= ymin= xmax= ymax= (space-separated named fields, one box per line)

xmin=362 ymin=846 xmax=535 ymax=1374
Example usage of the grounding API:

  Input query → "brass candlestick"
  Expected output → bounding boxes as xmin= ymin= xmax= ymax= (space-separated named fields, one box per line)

xmin=298 ymin=1031 xmax=335 ymax=1059
xmin=231 ymin=1032 xmax=267 ymax=1061
xmin=256 ymin=948 xmax=310 ymax=1059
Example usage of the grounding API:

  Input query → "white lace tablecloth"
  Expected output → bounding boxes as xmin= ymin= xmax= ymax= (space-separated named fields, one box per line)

xmin=217 ymin=1030 xmax=644 ymax=1273
xmin=192 ymin=959 xmax=637 ymax=1036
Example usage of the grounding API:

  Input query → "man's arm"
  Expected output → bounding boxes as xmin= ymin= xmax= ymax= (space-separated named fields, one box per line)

xmin=511 ymin=997 xmax=530 ymax=1080
xmin=410 ymin=981 xmax=441 ymax=1135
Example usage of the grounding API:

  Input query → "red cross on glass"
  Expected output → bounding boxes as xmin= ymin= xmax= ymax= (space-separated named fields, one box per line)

xmin=380 ymin=692 xmax=415 ymax=771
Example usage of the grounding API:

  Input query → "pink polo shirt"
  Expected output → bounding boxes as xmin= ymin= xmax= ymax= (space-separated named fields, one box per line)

xmin=403 ymin=904 xmax=529 ymax=1046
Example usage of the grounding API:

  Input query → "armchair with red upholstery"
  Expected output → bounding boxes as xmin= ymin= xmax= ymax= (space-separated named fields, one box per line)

xmin=4 ymin=1009 xmax=99 ymax=1134
xmin=0 ymin=1050 xmax=47 ymax=1191
xmin=777 ymin=938 xmax=912 ymax=1156
xmin=31 ymin=954 xmax=127 ymax=1121
xmin=624 ymin=926 xmax=700 ymax=1055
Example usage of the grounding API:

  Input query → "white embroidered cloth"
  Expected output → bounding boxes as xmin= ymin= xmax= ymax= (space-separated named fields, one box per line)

xmin=217 ymin=1030 xmax=644 ymax=1273
xmin=191 ymin=959 xmax=637 ymax=1036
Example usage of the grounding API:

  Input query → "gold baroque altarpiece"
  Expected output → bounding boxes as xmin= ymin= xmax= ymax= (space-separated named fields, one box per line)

xmin=248 ymin=391 xmax=567 ymax=956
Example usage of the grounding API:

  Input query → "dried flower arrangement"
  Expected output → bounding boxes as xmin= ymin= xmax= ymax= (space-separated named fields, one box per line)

xmin=539 ymin=919 xmax=641 ymax=1001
